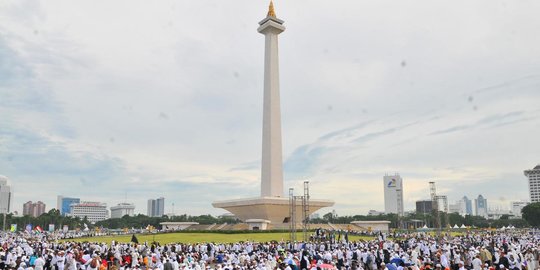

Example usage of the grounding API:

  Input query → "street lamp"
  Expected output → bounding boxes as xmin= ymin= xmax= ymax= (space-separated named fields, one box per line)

xmin=1 ymin=207 xmax=7 ymax=231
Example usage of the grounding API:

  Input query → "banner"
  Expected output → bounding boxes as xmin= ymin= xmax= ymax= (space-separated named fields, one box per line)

xmin=49 ymin=224 xmax=55 ymax=232
xmin=10 ymin=224 xmax=17 ymax=232
xmin=62 ymin=225 xmax=69 ymax=232
xmin=25 ymin=224 xmax=33 ymax=232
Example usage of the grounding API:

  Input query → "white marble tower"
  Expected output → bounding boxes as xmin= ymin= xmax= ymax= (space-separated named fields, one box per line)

xmin=258 ymin=1 xmax=285 ymax=198
xmin=212 ymin=2 xmax=334 ymax=226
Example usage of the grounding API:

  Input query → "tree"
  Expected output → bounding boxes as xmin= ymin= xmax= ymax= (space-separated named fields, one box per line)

xmin=522 ymin=202 xmax=540 ymax=227
xmin=322 ymin=212 xmax=334 ymax=222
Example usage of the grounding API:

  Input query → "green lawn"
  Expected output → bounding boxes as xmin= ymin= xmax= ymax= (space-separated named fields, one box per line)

xmin=65 ymin=232 xmax=376 ymax=244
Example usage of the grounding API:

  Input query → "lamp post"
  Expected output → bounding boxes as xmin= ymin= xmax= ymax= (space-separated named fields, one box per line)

xmin=2 ymin=208 xmax=6 ymax=231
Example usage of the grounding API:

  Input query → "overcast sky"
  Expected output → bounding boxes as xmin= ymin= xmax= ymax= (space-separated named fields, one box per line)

xmin=1 ymin=0 xmax=539 ymax=216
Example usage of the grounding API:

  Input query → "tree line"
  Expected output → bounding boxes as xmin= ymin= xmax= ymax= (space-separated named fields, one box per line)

xmin=4 ymin=202 xmax=539 ymax=231
xmin=94 ymin=214 xmax=240 ymax=229
xmin=310 ymin=206 xmax=537 ymax=229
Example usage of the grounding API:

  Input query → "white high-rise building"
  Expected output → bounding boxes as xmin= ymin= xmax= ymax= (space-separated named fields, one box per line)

xmin=524 ymin=165 xmax=540 ymax=203
xmin=70 ymin=202 xmax=109 ymax=223
xmin=383 ymin=174 xmax=404 ymax=216
xmin=110 ymin=203 xmax=135 ymax=219
xmin=0 ymin=176 xmax=12 ymax=214
xmin=510 ymin=201 xmax=529 ymax=218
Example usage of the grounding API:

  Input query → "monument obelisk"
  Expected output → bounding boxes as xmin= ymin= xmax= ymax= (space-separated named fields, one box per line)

xmin=259 ymin=1 xmax=285 ymax=198
xmin=212 ymin=1 xmax=334 ymax=227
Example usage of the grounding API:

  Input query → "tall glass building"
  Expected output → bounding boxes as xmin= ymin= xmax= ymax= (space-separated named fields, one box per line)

xmin=57 ymin=196 xmax=81 ymax=216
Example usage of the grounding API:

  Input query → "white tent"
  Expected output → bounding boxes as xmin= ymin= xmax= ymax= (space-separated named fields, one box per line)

xmin=453 ymin=224 xmax=459 ymax=229
xmin=501 ymin=226 xmax=506 ymax=230
xmin=422 ymin=225 xmax=428 ymax=229
xmin=460 ymin=224 xmax=467 ymax=229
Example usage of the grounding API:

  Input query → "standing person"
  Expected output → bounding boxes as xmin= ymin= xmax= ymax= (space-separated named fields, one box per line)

xmin=65 ymin=252 xmax=77 ymax=270
xmin=473 ymin=255 xmax=483 ymax=270
xmin=457 ymin=261 xmax=465 ymax=270
xmin=163 ymin=259 xmax=173 ymax=270
xmin=524 ymin=249 xmax=535 ymax=270
xmin=35 ymin=255 xmax=45 ymax=270
xmin=56 ymin=251 xmax=66 ymax=270
xmin=507 ymin=255 xmax=519 ymax=270
xmin=480 ymin=248 xmax=492 ymax=266
xmin=87 ymin=255 xmax=100 ymax=270
xmin=498 ymin=252 xmax=509 ymax=270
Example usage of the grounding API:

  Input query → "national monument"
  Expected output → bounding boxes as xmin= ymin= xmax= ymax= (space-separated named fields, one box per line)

xmin=212 ymin=1 xmax=334 ymax=227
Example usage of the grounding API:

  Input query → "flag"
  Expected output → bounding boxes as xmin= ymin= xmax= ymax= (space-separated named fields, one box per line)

xmin=131 ymin=234 xmax=139 ymax=244
xmin=10 ymin=224 xmax=17 ymax=232
xmin=25 ymin=224 xmax=33 ymax=232
xmin=34 ymin=226 xmax=44 ymax=233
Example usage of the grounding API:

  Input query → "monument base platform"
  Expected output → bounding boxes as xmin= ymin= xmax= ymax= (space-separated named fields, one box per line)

xmin=212 ymin=196 xmax=334 ymax=225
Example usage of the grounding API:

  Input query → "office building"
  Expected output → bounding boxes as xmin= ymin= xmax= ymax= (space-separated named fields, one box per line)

xmin=110 ymin=203 xmax=135 ymax=219
xmin=22 ymin=201 xmax=46 ymax=217
xmin=0 ymin=176 xmax=12 ymax=214
xmin=416 ymin=200 xmax=433 ymax=215
xmin=451 ymin=196 xmax=473 ymax=216
xmin=383 ymin=174 xmax=404 ymax=216
xmin=524 ymin=165 xmax=540 ymax=203
xmin=462 ymin=196 xmax=473 ymax=215
xmin=70 ymin=202 xmax=109 ymax=223
xmin=510 ymin=201 xmax=529 ymax=218
xmin=474 ymin=194 xmax=488 ymax=218
xmin=449 ymin=203 xmax=461 ymax=214
xmin=57 ymin=196 xmax=81 ymax=216
xmin=147 ymin=197 xmax=165 ymax=217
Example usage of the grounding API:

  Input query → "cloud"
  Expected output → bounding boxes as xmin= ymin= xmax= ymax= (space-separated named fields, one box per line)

xmin=1 ymin=0 xmax=540 ymax=216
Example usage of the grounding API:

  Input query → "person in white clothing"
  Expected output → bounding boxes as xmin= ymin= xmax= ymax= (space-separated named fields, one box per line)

xmin=473 ymin=255 xmax=483 ymax=270
xmin=34 ymin=255 xmax=45 ymax=270
xmin=55 ymin=251 xmax=66 ymax=270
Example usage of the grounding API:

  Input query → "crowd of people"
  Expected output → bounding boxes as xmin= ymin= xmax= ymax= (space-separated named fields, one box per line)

xmin=1 ymin=229 xmax=539 ymax=270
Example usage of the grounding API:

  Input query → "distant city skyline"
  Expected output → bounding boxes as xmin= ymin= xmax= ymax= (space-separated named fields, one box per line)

xmin=1 ymin=175 xmax=533 ymax=217
xmin=1 ymin=1 xmax=539 ymax=216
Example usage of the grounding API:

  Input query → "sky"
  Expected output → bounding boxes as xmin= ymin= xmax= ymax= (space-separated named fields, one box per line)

xmin=1 ymin=0 xmax=539 ymax=217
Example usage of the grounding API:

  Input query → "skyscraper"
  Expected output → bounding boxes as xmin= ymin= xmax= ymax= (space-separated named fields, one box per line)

xmin=156 ymin=197 xmax=165 ymax=217
xmin=0 ymin=176 xmax=12 ymax=214
xmin=147 ymin=199 xmax=155 ymax=217
xmin=147 ymin=197 xmax=165 ymax=217
xmin=474 ymin=194 xmax=488 ymax=217
xmin=57 ymin=196 xmax=81 ymax=216
xmin=524 ymin=165 xmax=540 ymax=203
xmin=383 ymin=174 xmax=404 ymax=216
xmin=462 ymin=196 xmax=473 ymax=215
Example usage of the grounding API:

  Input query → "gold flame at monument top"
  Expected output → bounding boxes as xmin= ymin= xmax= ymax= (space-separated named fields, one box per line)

xmin=267 ymin=0 xmax=276 ymax=17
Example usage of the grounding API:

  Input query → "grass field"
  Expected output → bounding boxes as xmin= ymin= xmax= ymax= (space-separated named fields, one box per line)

xmin=66 ymin=232 xmax=377 ymax=244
